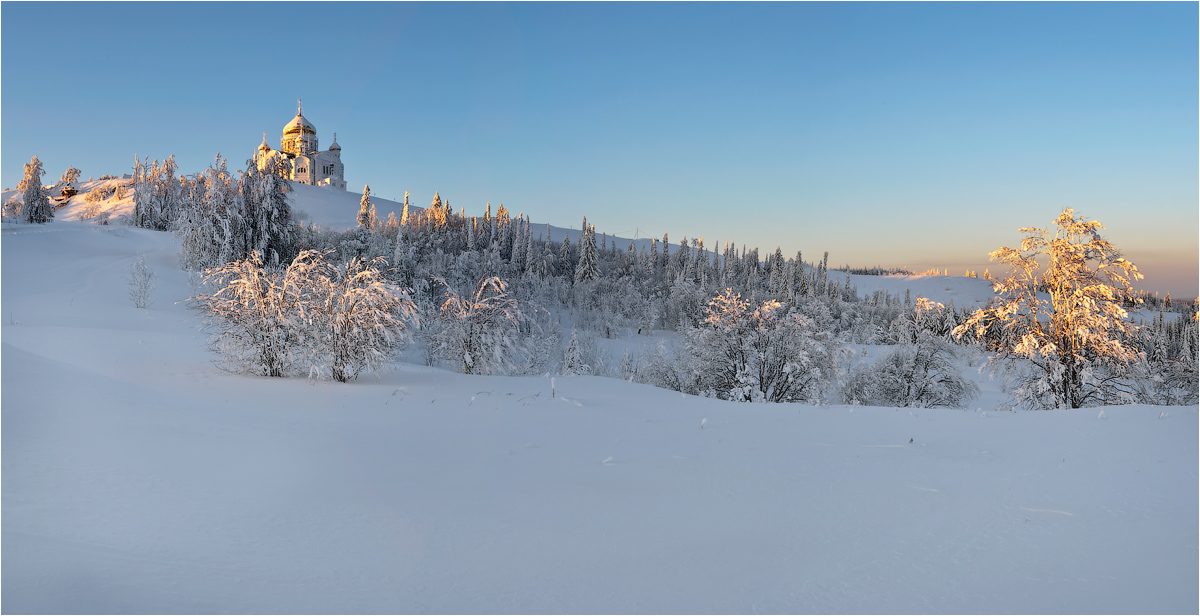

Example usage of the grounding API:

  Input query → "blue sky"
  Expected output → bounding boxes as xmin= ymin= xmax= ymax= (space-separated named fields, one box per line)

xmin=4 ymin=2 xmax=1196 ymax=295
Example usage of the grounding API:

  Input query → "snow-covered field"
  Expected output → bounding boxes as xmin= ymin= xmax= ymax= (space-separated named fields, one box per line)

xmin=3 ymin=207 xmax=1197 ymax=613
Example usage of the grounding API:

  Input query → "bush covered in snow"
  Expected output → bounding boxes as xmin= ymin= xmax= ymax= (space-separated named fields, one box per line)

xmin=84 ymin=182 xmax=117 ymax=203
xmin=428 ymin=276 xmax=530 ymax=375
xmin=843 ymin=337 xmax=979 ymax=408
xmin=189 ymin=250 xmax=415 ymax=381
xmin=684 ymin=288 xmax=841 ymax=403
xmin=126 ymin=252 xmax=156 ymax=309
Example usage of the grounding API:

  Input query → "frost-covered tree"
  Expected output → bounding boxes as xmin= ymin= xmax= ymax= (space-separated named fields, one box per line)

xmin=619 ymin=347 xmax=637 ymax=381
xmin=189 ymin=250 xmax=309 ymax=377
xmin=243 ymin=159 xmax=294 ymax=265
xmin=358 ymin=184 xmax=372 ymax=228
xmin=132 ymin=154 xmax=182 ymax=230
xmin=190 ymin=250 xmax=415 ymax=381
xmin=638 ymin=340 xmax=685 ymax=392
xmin=175 ymin=154 xmax=244 ymax=270
xmin=429 ymin=192 xmax=447 ymax=228
xmin=511 ymin=214 xmax=527 ymax=272
xmin=558 ymin=235 xmax=574 ymax=280
xmin=843 ymin=337 xmax=978 ymax=408
xmin=431 ymin=276 xmax=526 ymax=375
xmin=529 ymin=225 xmax=555 ymax=278
xmin=560 ymin=329 xmax=591 ymax=376
xmin=495 ymin=203 xmax=511 ymax=259
xmin=305 ymin=254 xmax=418 ymax=382
xmin=382 ymin=212 xmax=399 ymax=241
xmin=57 ymin=165 xmax=82 ymax=191
xmin=746 ymin=301 xmax=840 ymax=403
xmin=127 ymin=251 xmax=156 ymax=309
xmin=687 ymin=288 xmax=839 ymax=403
xmin=955 ymin=209 xmax=1144 ymax=408
xmin=57 ymin=164 xmax=82 ymax=188
xmin=17 ymin=155 xmax=52 ymax=224
xmin=575 ymin=220 xmax=599 ymax=283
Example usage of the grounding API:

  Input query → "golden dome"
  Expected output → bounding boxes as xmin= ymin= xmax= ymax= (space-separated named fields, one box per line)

xmin=283 ymin=113 xmax=316 ymax=136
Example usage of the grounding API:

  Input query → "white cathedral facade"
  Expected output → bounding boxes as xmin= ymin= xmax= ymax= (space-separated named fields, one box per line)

xmin=255 ymin=100 xmax=347 ymax=190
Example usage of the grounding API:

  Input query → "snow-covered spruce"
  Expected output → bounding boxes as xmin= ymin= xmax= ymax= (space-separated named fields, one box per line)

xmin=560 ymin=329 xmax=591 ymax=376
xmin=14 ymin=155 xmax=53 ymax=224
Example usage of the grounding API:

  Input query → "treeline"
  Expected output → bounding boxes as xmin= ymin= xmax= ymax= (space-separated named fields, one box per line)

xmin=121 ymin=153 xmax=1197 ymax=407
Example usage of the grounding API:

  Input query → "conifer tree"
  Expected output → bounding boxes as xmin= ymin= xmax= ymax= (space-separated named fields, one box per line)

xmin=769 ymin=247 xmax=785 ymax=296
xmin=392 ymin=224 xmax=406 ymax=270
xmin=561 ymin=329 xmax=591 ymax=376
xmin=358 ymin=185 xmax=372 ymax=228
xmin=793 ymin=250 xmax=806 ymax=297
xmin=537 ymin=227 xmax=556 ymax=277
xmin=430 ymin=192 xmax=446 ymax=227
xmin=132 ymin=154 xmax=181 ymax=230
xmin=676 ymin=237 xmax=689 ymax=276
xmin=241 ymin=160 xmax=293 ymax=265
xmin=17 ymin=155 xmax=52 ymax=224
xmin=558 ymin=235 xmax=574 ymax=280
xmin=575 ymin=223 xmax=600 ymax=283
xmin=511 ymin=214 xmax=527 ymax=271
xmin=496 ymin=204 xmax=511 ymax=259
xmin=384 ymin=212 xmax=399 ymax=240
xmin=524 ymin=219 xmax=536 ymax=275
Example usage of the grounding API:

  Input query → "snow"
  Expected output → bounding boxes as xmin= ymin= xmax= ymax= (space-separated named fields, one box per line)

xmin=3 ymin=217 xmax=1197 ymax=613
xmin=844 ymin=272 xmax=998 ymax=310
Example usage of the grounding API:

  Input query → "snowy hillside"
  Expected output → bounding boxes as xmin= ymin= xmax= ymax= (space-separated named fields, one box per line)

xmin=30 ymin=177 xmax=1006 ymax=311
xmin=3 ymin=216 xmax=1196 ymax=613
xmin=284 ymin=182 xmax=668 ymax=256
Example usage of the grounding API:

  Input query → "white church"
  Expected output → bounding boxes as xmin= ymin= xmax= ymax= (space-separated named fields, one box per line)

xmin=255 ymin=100 xmax=347 ymax=190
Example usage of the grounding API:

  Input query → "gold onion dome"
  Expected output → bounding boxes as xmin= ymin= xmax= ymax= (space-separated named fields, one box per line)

xmin=283 ymin=114 xmax=316 ymax=135
xmin=258 ymin=133 xmax=271 ymax=151
xmin=330 ymin=133 xmax=341 ymax=151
